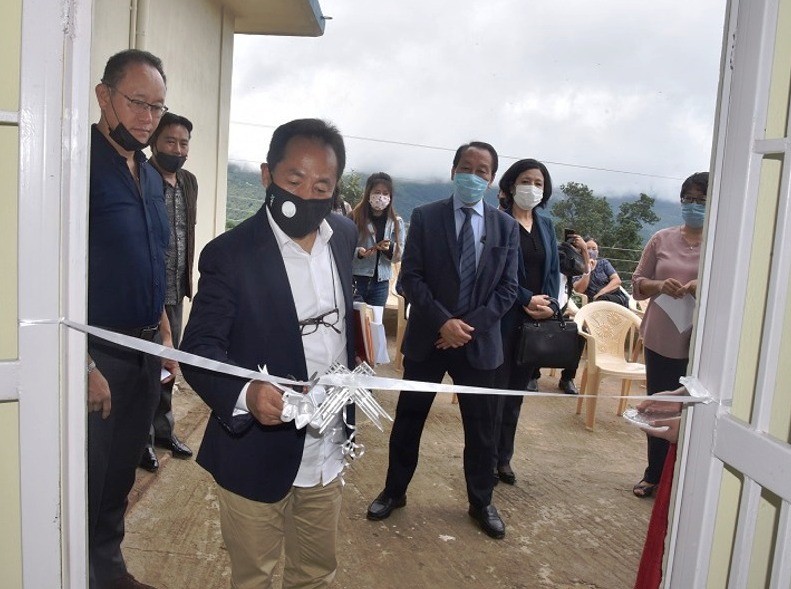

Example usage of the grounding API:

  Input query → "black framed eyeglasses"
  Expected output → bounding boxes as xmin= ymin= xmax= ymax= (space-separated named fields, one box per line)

xmin=110 ymin=87 xmax=168 ymax=118
xmin=681 ymin=195 xmax=707 ymax=205
xmin=298 ymin=308 xmax=341 ymax=336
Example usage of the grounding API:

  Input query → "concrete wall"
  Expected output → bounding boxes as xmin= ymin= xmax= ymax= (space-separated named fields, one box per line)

xmin=0 ymin=403 xmax=22 ymax=589
xmin=0 ymin=0 xmax=21 ymax=361
xmin=0 ymin=0 xmax=23 ymax=584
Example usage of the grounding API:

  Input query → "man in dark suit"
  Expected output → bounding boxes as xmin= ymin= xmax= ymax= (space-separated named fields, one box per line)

xmin=180 ymin=119 xmax=357 ymax=588
xmin=367 ymin=142 xmax=519 ymax=539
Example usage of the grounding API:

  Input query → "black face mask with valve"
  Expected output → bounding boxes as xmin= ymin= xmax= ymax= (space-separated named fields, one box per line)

xmin=265 ymin=181 xmax=333 ymax=239
xmin=154 ymin=152 xmax=187 ymax=173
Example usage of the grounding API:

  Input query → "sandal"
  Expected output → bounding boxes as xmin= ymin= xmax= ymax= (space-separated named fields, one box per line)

xmin=633 ymin=480 xmax=658 ymax=498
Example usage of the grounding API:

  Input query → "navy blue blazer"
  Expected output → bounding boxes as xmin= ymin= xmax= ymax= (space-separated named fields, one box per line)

xmin=502 ymin=206 xmax=561 ymax=338
xmin=180 ymin=206 xmax=357 ymax=503
xmin=400 ymin=196 xmax=519 ymax=370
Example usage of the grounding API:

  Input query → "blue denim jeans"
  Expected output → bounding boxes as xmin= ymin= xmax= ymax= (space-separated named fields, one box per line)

xmin=353 ymin=275 xmax=390 ymax=307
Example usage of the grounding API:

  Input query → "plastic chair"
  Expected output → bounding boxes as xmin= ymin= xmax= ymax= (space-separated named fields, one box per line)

xmin=635 ymin=297 xmax=650 ymax=316
xmin=573 ymin=301 xmax=646 ymax=430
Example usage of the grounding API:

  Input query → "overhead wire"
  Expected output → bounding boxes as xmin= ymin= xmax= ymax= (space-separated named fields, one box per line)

xmin=229 ymin=120 xmax=685 ymax=181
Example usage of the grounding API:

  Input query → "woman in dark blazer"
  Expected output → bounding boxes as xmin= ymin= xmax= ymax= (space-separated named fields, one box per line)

xmin=493 ymin=158 xmax=560 ymax=485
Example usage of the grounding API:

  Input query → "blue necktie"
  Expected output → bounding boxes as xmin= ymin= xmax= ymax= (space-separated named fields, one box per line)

xmin=456 ymin=207 xmax=476 ymax=315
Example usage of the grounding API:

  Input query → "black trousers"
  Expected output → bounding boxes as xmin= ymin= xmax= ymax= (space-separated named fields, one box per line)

xmin=88 ymin=336 xmax=160 ymax=587
xmin=384 ymin=347 xmax=499 ymax=509
xmin=493 ymin=319 xmax=532 ymax=467
xmin=494 ymin=317 xmax=585 ymax=466
xmin=148 ymin=302 xmax=183 ymax=444
xmin=643 ymin=347 xmax=688 ymax=484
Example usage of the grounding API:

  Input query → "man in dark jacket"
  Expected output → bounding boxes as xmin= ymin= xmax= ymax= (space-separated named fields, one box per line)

xmin=366 ymin=142 xmax=519 ymax=539
xmin=181 ymin=119 xmax=357 ymax=588
xmin=139 ymin=113 xmax=198 ymax=470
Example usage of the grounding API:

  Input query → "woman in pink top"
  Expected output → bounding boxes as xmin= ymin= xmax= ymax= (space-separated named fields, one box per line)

xmin=630 ymin=171 xmax=708 ymax=498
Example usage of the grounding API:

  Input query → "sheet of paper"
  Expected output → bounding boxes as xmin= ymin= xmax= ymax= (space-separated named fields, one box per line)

xmin=369 ymin=305 xmax=384 ymax=324
xmin=653 ymin=293 xmax=695 ymax=333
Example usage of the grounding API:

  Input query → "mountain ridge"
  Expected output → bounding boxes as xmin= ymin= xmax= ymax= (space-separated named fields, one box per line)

xmin=226 ymin=164 xmax=680 ymax=242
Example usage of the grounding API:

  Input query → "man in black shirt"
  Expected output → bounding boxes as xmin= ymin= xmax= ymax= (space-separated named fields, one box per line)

xmin=87 ymin=49 xmax=175 ymax=589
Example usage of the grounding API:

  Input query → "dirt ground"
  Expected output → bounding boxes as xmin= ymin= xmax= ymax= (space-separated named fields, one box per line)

xmin=124 ymin=331 xmax=654 ymax=589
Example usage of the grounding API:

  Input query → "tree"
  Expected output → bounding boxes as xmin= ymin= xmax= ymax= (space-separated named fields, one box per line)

xmin=337 ymin=170 xmax=364 ymax=209
xmin=551 ymin=181 xmax=614 ymax=241
xmin=551 ymin=182 xmax=659 ymax=288
xmin=606 ymin=193 xmax=660 ymax=285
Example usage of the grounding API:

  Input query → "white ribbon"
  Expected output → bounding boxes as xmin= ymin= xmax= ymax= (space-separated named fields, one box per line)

xmin=21 ymin=318 xmax=710 ymax=406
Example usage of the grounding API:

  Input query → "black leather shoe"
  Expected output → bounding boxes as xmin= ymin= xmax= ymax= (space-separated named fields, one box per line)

xmin=526 ymin=378 xmax=539 ymax=392
xmin=559 ymin=379 xmax=578 ymax=395
xmin=154 ymin=435 xmax=193 ymax=458
xmin=468 ymin=504 xmax=506 ymax=539
xmin=139 ymin=447 xmax=159 ymax=472
xmin=366 ymin=492 xmax=406 ymax=521
xmin=497 ymin=464 xmax=516 ymax=485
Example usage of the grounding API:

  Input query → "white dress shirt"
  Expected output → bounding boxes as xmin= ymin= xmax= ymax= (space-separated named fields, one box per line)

xmin=235 ymin=207 xmax=348 ymax=487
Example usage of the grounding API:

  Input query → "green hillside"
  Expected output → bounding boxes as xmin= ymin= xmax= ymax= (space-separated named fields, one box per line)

xmin=226 ymin=164 xmax=679 ymax=242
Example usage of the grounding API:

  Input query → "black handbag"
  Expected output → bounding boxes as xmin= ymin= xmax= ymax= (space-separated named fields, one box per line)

xmin=515 ymin=298 xmax=581 ymax=368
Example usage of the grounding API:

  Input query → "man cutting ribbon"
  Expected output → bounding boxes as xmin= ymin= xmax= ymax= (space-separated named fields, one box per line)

xmin=180 ymin=119 xmax=358 ymax=589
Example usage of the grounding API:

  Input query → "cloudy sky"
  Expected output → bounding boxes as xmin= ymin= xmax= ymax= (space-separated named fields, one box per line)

xmin=229 ymin=0 xmax=726 ymax=201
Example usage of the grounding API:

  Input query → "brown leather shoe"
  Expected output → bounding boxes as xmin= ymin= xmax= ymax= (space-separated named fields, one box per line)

xmin=497 ymin=463 xmax=516 ymax=485
xmin=104 ymin=572 xmax=158 ymax=589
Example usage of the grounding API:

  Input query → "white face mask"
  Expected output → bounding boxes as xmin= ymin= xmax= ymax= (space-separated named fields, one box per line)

xmin=369 ymin=192 xmax=391 ymax=211
xmin=512 ymin=184 xmax=544 ymax=211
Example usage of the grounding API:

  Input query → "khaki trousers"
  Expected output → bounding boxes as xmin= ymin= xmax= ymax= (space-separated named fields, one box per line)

xmin=217 ymin=480 xmax=343 ymax=589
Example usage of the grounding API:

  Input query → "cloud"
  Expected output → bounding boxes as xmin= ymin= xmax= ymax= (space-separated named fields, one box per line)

xmin=229 ymin=0 xmax=725 ymax=200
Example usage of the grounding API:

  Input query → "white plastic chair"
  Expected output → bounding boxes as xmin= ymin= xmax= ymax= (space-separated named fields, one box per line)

xmin=573 ymin=301 xmax=646 ymax=430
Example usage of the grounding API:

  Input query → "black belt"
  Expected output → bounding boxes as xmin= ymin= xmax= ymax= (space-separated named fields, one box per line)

xmin=109 ymin=324 xmax=160 ymax=341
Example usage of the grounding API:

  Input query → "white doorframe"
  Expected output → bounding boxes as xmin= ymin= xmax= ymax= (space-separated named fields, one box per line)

xmin=668 ymin=0 xmax=791 ymax=585
xmin=18 ymin=0 xmax=92 ymax=587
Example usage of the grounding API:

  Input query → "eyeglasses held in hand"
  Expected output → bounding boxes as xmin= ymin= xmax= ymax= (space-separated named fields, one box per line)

xmin=298 ymin=308 xmax=341 ymax=336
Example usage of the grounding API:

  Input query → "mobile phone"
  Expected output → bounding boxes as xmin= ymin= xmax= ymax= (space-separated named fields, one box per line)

xmin=564 ymin=229 xmax=576 ymax=240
